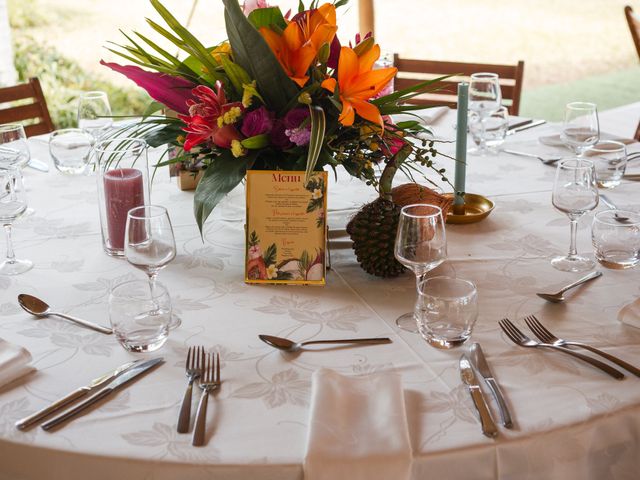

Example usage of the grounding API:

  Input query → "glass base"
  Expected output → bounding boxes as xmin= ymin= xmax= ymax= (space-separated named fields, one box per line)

xmin=0 ymin=258 xmax=33 ymax=275
xmin=395 ymin=312 xmax=418 ymax=333
xmin=168 ymin=314 xmax=181 ymax=330
xmin=116 ymin=329 xmax=168 ymax=352
xmin=551 ymin=254 xmax=595 ymax=272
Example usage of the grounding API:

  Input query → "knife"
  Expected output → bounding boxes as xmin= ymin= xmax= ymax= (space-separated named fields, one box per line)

xmin=470 ymin=343 xmax=513 ymax=429
xmin=506 ymin=119 xmax=546 ymax=136
xmin=507 ymin=118 xmax=533 ymax=131
xmin=27 ymin=158 xmax=50 ymax=172
xmin=41 ymin=357 xmax=164 ymax=431
xmin=459 ymin=354 xmax=498 ymax=438
xmin=16 ymin=359 xmax=146 ymax=430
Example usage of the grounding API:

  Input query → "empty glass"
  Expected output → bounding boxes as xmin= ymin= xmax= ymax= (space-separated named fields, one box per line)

xmin=0 ymin=124 xmax=30 ymax=168
xmin=49 ymin=128 xmax=94 ymax=175
xmin=469 ymin=106 xmax=508 ymax=155
xmin=592 ymin=210 xmax=640 ymax=269
xmin=0 ymin=167 xmax=32 ymax=275
xmin=561 ymin=102 xmax=599 ymax=157
xmin=415 ymin=276 xmax=478 ymax=349
xmin=78 ymin=91 xmax=113 ymax=140
xmin=552 ymin=159 xmax=599 ymax=272
xmin=590 ymin=141 xmax=627 ymax=189
xmin=109 ymin=279 xmax=170 ymax=352
xmin=394 ymin=204 xmax=447 ymax=332
xmin=469 ymin=72 xmax=502 ymax=115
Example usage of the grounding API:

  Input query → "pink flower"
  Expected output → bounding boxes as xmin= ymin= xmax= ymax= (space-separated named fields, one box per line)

xmin=241 ymin=106 xmax=274 ymax=138
xmin=248 ymin=244 xmax=263 ymax=260
xmin=283 ymin=108 xmax=311 ymax=147
xmin=242 ymin=0 xmax=269 ymax=15
xmin=381 ymin=119 xmax=406 ymax=156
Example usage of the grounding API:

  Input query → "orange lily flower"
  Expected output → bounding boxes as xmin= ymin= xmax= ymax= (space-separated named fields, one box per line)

xmin=322 ymin=45 xmax=397 ymax=129
xmin=260 ymin=4 xmax=337 ymax=87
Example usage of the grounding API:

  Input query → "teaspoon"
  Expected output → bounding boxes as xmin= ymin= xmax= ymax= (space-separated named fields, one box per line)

xmin=18 ymin=294 xmax=112 ymax=334
xmin=258 ymin=334 xmax=392 ymax=352
xmin=536 ymin=271 xmax=602 ymax=303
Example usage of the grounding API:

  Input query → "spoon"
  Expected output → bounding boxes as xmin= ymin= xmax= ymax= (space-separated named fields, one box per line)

xmin=18 ymin=294 xmax=113 ymax=334
xmin=600 ymin=194 xmax=631 ymax=223
xmin=536 ymin=271 xmax=602 ymax=303
xmin=502 ymin=149 xmax=565 ymax=165
xmin=258 ymin=334 xmax=392 ymax=352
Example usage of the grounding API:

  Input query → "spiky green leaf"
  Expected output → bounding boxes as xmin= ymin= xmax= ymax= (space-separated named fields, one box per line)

xmin=305 ymin=105 xmax=325 ymax=183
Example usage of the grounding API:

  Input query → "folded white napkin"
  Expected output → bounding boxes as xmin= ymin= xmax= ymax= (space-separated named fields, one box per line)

xmin=391 ymin=106 xmax=449 ymax=126
xmin=618 ymin=298 xmax=640 ymax=329
xmin=0 ymin=338 xmax=34 ymax=388
xmin=304 ymin=368 xmax=412 ymax=480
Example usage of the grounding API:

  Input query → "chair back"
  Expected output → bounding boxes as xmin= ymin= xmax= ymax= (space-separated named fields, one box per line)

xmin=635 ymin=120 xmax=640 ymax=142
xmin=626 ymin=6 xmax=640 ymax=60
xmin=393 ymin=55 xmax=525 ymax=115
xmin=0 ymin=78 xmax=54 ymax=137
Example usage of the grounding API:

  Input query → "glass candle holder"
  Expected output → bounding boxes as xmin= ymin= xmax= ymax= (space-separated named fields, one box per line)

xmin=94 ymin=138 xmax=149 ymax=256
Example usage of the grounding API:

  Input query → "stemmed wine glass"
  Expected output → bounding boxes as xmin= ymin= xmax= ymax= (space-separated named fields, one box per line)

xmin=551 ymin=159 xmax=599 ymax=272
xmin=78 ymin=91 xmax=113 ymax=140
xmin=124 ymin=205 xmax=179 ymax=328
xmin=0 ymin=167 xmax=32 ymax=275
xmin=468 ymin=72 xmax=502 ymax=155
xmin=394 ymin=204 xmax=447 ymax=332
xmin=0 ymin=124 xmax=30 ymax=168
xmin=560 ymin=102 xmax=599 ymax=157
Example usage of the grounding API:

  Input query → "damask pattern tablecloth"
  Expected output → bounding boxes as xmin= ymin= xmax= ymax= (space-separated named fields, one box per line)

xmin=0 ymin=105 xmax=639 ymax=480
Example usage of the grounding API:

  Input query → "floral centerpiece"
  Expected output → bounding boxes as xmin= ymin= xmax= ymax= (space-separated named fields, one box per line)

xmin=104 ymin=0 xmax=453 ymax=277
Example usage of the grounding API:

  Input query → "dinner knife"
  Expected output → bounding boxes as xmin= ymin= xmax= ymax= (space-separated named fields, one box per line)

xmin=459 ymin=354 xmax=498 ymax=438
xmin=15 ymin=359 xmax=146 ymax=430
xmin=470 ymin=343 xmax=513 ymax=429
xmin=506 ymin=119 xmax=546 ymax=136
xmin=507 ymin=118 xmax=534 ymax=131
xmin=41 ymin=357 xmax=164 ymax=431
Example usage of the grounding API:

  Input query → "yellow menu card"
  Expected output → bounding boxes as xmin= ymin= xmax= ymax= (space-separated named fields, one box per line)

xmin=245 ymin=170 xmax=327 ymax=285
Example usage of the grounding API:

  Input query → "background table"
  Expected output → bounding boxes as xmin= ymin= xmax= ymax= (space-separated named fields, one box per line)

xmin=0 ymin=104 xmax=639 ymax=480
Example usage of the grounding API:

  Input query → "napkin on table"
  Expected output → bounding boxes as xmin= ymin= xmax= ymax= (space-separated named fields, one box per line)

xmin=304 ymin=368 xmax=412 ymax=480
xmin=618 ymin=298 xmax=640 ymax=329
xmin=391 ymin=106 xmax=450 ymax=126
xmin=0 ymin=338 xmax=34 ymax=388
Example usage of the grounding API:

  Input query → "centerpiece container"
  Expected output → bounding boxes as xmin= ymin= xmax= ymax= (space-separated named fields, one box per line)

xmin=94 ymin=138 xmax=150 ymax=256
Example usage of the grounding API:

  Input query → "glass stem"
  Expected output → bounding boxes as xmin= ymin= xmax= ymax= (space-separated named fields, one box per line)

xmin=147 ymin=272 xmax=160 ymax=312
xmin=4 ymin=224 xmax=15 ymax=265
xmin=568 ymin=218 xmax=578 ymax=258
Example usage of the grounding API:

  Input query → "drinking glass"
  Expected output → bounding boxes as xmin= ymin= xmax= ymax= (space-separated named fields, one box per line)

xmin=551 ymin=159 xmax=599 ymax=272
xmin=394 ymin=204 xmax=447 ymax=332
xmin=592 ymin=210 xmax=640 ymax=269
xmin=589 ymin=141 xmax=627 ymax=189
xmin=109 ymin=279 xmax=171 ymax=352
xmin=49 ymin=128 xmax=94 ymax=175
xmin=560 ymin=102 xmax=599 ymax=157
xmin=125 ymin=205 xmax=179 ymax=328
xmin=0 ymin=167 xmax=32 ymax=275
xmin=78 ymin=91 xmax=113 ymax=140
xmin=469 ymin=106 xmax=508 ymax=155
xmin=415 ymin=276 xmax=478 ymax=349
xmin=0 ymin=124 xmax=30 ymax=168
xmin=468 ymin=73 xmax=502 ymax=155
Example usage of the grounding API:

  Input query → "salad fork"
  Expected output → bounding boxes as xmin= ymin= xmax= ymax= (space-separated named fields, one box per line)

xmin=192 ymin=352 xmax=221 ymax=447
xmin=498 ymin=318 xmax=624 ymax=380
xmin=524 ymin=315 xmax=640 ymax=377
xmin=177 ymin=346 xmax=203 ymax=433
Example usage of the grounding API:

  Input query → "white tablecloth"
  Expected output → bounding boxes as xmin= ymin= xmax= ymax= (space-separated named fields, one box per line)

xmin=0 ymin=104 xmax=639 ymax=480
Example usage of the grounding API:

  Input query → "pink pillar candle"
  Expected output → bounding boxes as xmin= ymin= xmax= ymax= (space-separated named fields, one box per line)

xmin=103 ymin=168 xmax=145 ymax=250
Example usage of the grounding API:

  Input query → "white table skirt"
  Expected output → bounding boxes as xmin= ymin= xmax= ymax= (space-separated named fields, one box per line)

xmin=0 ymin=104 xmax=639 ymax=480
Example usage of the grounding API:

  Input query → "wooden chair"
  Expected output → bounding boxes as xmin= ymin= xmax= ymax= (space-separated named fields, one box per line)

xmin=626 ymin=6 xmax=640 ymax=60
xmin=0 ymin=78 xmax=54 ymax=137
xmin=635 ymin=120 xmax=640 ymax=141
xmin=393 ymin=55 xmax=525 ymax=115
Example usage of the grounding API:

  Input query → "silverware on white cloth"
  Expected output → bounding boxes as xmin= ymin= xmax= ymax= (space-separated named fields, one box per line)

xmin=18 ymin=293 xmax=113 ymax=335
xmin=498 ymin=318 xmax=624 ymax=380
xmin=502 ymin=149 xmax=565 ymax=165
xmin=177 ymin=346 xmax=203 ymax=433
xmin=258 ymin=334 xmax=392 ymax=353
xmin=600 ymin=195 xmax=632 ymax=223
xmin=26 ymin=158 xmax=49 ymax=172
xmin=524 ymin=315 xmax=640 ymax=377
xmin=459 ymin=354 xmax=498 ymax=438
xmin=41 ymin=357 xmax=164 ymax=431
xmin=507 ymin=118 xmax=534 ymax=131
xmin=505 ymin=119 xmax=546 ymax=135
xmin=15 ymin=359 xmax=145 ymax=430
xmin=535 ymin=271 xmax=602 ymax=303
xmin=469 ymin=343 xmax=513 ymax=429
xmin=192 ymin=352 xmax=221 ymax=447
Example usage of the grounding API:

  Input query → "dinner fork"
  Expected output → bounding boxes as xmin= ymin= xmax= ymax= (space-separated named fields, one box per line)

xmin=192 ymin=352 xmax=221 ymax=447
xmin=498 ymin=318 xmax=625 ymax=380
xmin=177 ymin=346 xmax=203 ymax=433
xmin=524 ymin=315 xmax=640 ymax=377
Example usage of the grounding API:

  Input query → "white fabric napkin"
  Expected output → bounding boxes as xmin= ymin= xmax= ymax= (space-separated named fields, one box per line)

xmin=391 ymin=106 xmax=449 ymax=126
xmin=304 ymin=368 xmax=412 ymax=480
xmin=0 ymin=338 xmax=34 ymax=388
xmin=618 ymin=298 xmax=640 ymax=329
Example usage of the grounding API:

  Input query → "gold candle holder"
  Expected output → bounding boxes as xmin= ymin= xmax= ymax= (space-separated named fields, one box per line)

xmin=444 ymin=193 xmax=495 ymax=224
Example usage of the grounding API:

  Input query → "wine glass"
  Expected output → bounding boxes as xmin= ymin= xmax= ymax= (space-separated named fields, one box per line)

xmin=0 ymin=167 xmax=32 ymax=275
xmin=78 ymin=91 xmax=113 ymax=140
xmin=560 ymin=102 xmax=599 ymax=157
xmin=394 ymin=204 xmax=447 ymax=332
xmin=124 ymin=205 xmax=179 ymax=328
xmin=468 ymin=73 xmax=502 ymax=155
xmin=551 ymin=159 xmax=599 ymax=272
xmin=0 ymin=124 xmax=30 ymax=168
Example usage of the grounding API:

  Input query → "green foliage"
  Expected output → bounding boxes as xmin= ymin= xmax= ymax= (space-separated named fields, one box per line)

xmin=263 ymin=244 xmax=277 ymax=266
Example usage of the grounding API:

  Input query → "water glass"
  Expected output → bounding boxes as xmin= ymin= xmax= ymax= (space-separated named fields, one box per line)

xmin=415 ymin=276 xmax=478 ymax=349
xmin=0 ymin=167 xmax=32 ymax=275
xmin=469 ymin=106 xmax=508 ymax=155
xmin=49 ymin=129 xmax=94 ymax=175
xmin=78 ymin=91 xmax=113 ymax=140
xmin=468 ymin=72 xmax=502 ymax=116
xmin=109 ymin=280 xmax=171 ymax=352
xmin=0 ymin=124 xmax=30 ymax=168
xmin=560 ymin=102 xmax=599 ymax=156
xmin=589 ymin=141 xmax=627 ymax=189
xmin=592 ymin=210 xmax=640 ymax=269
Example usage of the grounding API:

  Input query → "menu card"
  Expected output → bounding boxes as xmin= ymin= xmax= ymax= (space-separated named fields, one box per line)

xmin=245 ymin=170 xmax=327 ymax=285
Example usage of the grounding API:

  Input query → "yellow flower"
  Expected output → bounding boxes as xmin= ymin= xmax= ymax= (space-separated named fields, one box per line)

xmin=364 ymin=160 xmax=373 ymax=170
xmin=231 ymin=140 xmax=246 ymax=158
xmin=223 ymin=106 xmax=242 ymax=125
xmin=266 ymin=264 xmax=278 ymax=279
xmin=211 ymin=42 xmax=231 ymax=63
xmin=312 ymin=188 xmax=322 ymax=200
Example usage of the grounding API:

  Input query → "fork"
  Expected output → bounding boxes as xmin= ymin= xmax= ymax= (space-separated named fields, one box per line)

xmin=192 ymin=352 xmax=221 ymax=447
xmin=498 ymin=318 xmax=625 ymax=380
xmin=177 ymin=346 xmax=203 ymax=433
xmin=524 ymin=315 xmax=640 ymax=377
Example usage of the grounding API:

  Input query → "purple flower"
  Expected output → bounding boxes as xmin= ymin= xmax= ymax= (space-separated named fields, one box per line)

xmin=284 ymin=108 xmax=310 ymax=129
xmin=270 ymin=119 xmax=292 ymax=149
xmin=283 ymin=108 xmax=311 ymax=147
xmin=241 ymin=106 xmax=274 ymax=138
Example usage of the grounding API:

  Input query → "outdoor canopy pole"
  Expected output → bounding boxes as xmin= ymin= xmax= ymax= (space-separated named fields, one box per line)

xmin=358 ymin=0 xmax=375 ymax=36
